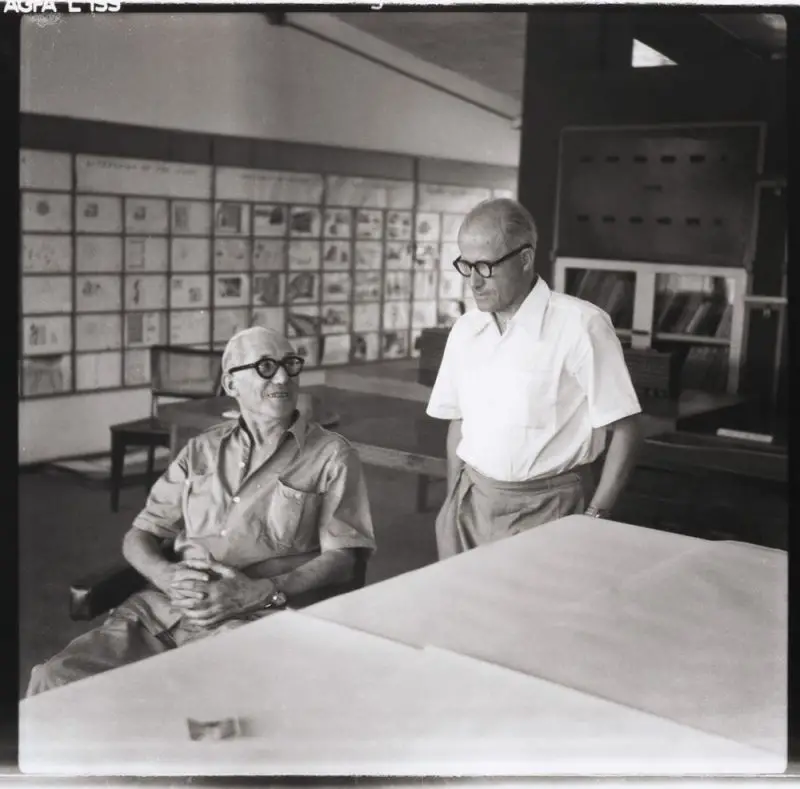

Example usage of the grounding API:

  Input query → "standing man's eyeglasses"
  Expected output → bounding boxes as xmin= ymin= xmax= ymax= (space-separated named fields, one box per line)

xmin=452 ymin=243 xmax=533 ymax=279
xmin=227 ymin=355 xmax=305 ymax=380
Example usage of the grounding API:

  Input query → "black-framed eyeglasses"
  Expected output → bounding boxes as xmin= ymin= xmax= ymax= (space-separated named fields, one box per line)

xmin=227 ymin=355 xmax=305 ymax=380
xmin=452 ymin=243 xmax=533 ymax=279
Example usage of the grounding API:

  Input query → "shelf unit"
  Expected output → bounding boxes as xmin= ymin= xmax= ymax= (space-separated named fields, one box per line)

xmin=554 ymin=257 xmax=748 ymax=394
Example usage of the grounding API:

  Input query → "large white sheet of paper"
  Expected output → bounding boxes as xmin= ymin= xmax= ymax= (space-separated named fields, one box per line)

xmin=19 ymin=609 xmax=778 ymax=775
xmin=308 ymin=516 xmax=787 ymax=758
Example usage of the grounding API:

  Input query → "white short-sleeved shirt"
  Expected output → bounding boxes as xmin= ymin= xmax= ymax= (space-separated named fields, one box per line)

xmin=426 ymin=278 xmax=641 ymax=482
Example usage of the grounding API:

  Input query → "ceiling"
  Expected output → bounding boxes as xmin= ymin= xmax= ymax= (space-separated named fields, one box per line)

xmin=330 ymin=11 xmax=786 ymax=104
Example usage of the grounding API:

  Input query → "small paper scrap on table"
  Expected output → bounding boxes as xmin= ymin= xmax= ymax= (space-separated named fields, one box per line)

xmin=187 ymin=717 xmax=241 ymax=741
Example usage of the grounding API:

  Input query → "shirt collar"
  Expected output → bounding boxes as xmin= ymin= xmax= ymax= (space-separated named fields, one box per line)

xmin=232 ymin=408 xmax=309 ymax=451
xmin=468 ymin=276 xmax=551 ymax=341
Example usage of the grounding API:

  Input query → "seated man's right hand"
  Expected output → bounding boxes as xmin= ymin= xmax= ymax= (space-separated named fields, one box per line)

xmin=162 ymin=562 xmax=213 ymax=606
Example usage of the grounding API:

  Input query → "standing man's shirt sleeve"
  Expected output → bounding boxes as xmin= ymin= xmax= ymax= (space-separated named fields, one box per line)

xmin=568 ymin=312 xmax=642 ymax=428
xmin=130 ymin=445 xmax=191 ymax=540
xmin=426 ymin=326 xmax=463 ymax=420
xmin=318 ymin=447 xmax=377 ymax=554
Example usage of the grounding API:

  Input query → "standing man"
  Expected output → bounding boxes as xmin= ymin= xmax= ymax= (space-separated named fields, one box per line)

xmin=426 ymin=198 xmax=642 ymax=559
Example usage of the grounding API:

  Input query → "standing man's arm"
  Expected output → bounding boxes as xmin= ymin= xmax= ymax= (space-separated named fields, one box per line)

xmin=586 ymin=413 xmax=642 ymax=514
xmin=568 ymin=312 xmax=644 ymax=517
xmin=425 ymin=324 xmax=465 ymax=491
xmin=446 ymin=419 xmax=464 ymax=491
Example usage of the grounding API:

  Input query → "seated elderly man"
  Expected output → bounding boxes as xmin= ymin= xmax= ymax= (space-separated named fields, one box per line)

xmin=27 ymin=327 xmax=376 ymax=696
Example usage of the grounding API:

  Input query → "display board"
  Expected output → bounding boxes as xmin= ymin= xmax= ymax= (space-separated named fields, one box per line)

xmin=20 ymin=144 xmax=515 ymax=398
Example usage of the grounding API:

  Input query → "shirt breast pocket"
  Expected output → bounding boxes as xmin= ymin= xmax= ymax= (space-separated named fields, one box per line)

xmin=495 ymin=367 xmax=558 ymax=430
xmin=265 ymin=479 xmax=321 ymax=552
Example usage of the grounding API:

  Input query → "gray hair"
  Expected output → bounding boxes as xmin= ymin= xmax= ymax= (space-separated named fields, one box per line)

xmin=462 ymin=198 xmax=538 ymax=250
xmin=222 ymin=326 xmax=291 ymax=371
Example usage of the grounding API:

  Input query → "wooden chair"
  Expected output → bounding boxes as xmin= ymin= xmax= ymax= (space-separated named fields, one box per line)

xmin=109 ymin=346 xmax=223 ymax=512
xmin=69 ymin=544 xmax=370 ymax=621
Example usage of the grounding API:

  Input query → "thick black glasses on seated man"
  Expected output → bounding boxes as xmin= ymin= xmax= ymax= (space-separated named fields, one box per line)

xmin=27 ymin=327 xmax=376 ymax=696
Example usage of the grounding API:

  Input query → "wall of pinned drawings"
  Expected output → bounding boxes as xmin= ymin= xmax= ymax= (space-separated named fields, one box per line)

xmin=20 ymin=147 xmax=515 ymax=399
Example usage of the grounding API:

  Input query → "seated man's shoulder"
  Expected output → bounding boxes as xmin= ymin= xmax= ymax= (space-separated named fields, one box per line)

xmin=306 ymin=423 xmax=356 ymax=460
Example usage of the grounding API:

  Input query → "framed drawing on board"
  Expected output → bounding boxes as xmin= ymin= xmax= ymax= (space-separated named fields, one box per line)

xmin=351 ymin=332 xmax=379 ymax=362
xmin=353 ymin=303 xmax=380 ymax=333
xmin=126 ymin=311 xmax=167 ymax=347
xmin=322 ymin=241 xmax=351 ymax=270
xmin=171 ymin=238 xmax=211 ymax=272
xmin=355 ymin=210 xmax=383 ymax=240
xmin=125 ymin=197 xmax=169 ymax=234
xmin=22 ymin=276 xmax=72 ymax=314
xmin=383 ymin=301 xmax=410 ymax=332
xmin=320 ymin=304 xmax=350 ymax=335
xmin=172 ymin=200 xmax=212 ymax=235
xmin=169 ymin=310 xmax=209 ymax=346
xmin=75 ymin=351 xmax=122 ymax=390
xmin=76 ymin=236 xmax=124 ymax=273
xmin=20 ymin=355 xmax=72 ymax=397
xmin=286 ymin=306 xmax=320 ymax=338
xmin=289 ymin=207 xmax=321 ymax=238
xmin=354 ymin=271 xmax=381 ymax=302
xmin=253 ymin=240 xmax=286 ymax=271
xmin=354 ymin=242 xmax=382 ymax=270
xmin=413 ymin=270 xmax=438 ymax=301
xmin=123 ymin=348 xmax=150 ymax=387
xmin=386 ymin=211 xmax=413 ymax=241
xmin=415 ymin=213 xmax=441 ymax=243
xmin=22 ymin=235 xmax=72 ymax=273
xmin=412 ymin=301 xmax=437 ymax=329
xmin=76 ymin=314 xmax=122 ymax=351
xmin=288 ymin=241 xmax=321 ymax=271
xmin=253 ymin=273 xmax=285 ymax=307
xmin=385 ymin=242 xmax=413 ymax=270
xmin=124 ymin=237 xmax=169 ymax=272
xmin=382 ymin=331 xmax=408 ymax=359
xmin=286 ymin=273 xmax=318 ymax=304
xmin=320 ymin=334 xmax=351 ymax=366
xmin=171 ymin=275 xmax=210 ymax=309
xmin=76 ymin=195 xmax=123 ymax=234
xmin=214 ymin=274 xmax=249 ymax=307
xmin=324 ymin=209 xmax=352 ymax=239
xmin=214 ymin=202 xmax=250 ymax=236
xmin=76 ymin=275 xmax=123 ymax=312
xmin=322 ymin=273 xmax=351 ymax=303
xmin=22 ymin=315 xmax=72 ymax=356
xmin=22 ymin=192 xmax=72 ymax=232
xmin=253 ymin=204 xmax=287 ymax=237
xmin=125 ymin=275 xmax=169 ymax=311
xmin=214 ymin=239 xmax=250 ymax=272
xmin=384 ymin=272 xmax=411 ymax=301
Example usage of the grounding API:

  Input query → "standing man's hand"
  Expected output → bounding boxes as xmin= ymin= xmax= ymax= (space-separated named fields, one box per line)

xmin=170 ymin=558 xmax=275 ymax=629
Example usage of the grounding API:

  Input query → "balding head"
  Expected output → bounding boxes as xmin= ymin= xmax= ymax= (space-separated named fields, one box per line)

xmin=222 ymin=326 xmax=294 ymax=372
xmin=459 ymin=198 xmax=538 ymax=256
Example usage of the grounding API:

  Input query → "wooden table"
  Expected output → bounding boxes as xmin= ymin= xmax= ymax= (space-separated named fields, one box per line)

xmin=19 ymin=516 xmax=786 ymax=775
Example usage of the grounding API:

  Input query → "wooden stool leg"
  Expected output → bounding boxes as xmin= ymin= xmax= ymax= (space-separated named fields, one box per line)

xmin=416 ymin=475 xmax=430 ymax=513
xmin=145 ymin=445 xmax=156 ymax=491
xmin=109 ymin=432 xmax=126 ymax=513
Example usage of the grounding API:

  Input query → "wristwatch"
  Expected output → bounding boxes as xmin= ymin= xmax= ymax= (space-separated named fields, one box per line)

xmin=584 ymin=506 xmax=609 ymax=519
xmin=264 ymin=589 xmax=288 ymax=610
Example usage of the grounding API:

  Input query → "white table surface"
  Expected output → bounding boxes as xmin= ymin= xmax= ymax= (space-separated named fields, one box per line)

xmin=20 ymin=610 xmax=781 ymax=776
xmin=20 ymin=516 xmax=787 ymax=776
xmin=308 ymin=516 xmax=787 ymax=760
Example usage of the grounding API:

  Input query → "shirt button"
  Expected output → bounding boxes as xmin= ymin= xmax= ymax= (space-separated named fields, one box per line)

xmin=239 ymin=462 xmax=246 ymax=468
xmin=233 ymin=496 xmax=240 ymax=503
xmin=220 ymin=529 xmax=227 ymax=536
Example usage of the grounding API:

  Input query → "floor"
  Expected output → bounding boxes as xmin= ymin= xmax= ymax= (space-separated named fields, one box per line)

xmin=18 ymin=464 xmax=446 ymax=700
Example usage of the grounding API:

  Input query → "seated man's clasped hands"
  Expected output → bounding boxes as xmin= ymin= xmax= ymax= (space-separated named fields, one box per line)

xmin=27 ymin=327 xmax=376 ymax=696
